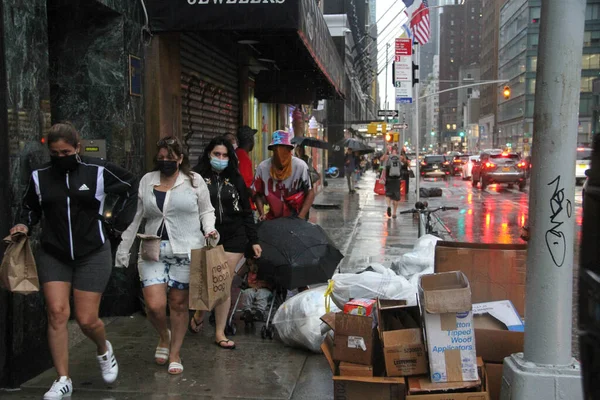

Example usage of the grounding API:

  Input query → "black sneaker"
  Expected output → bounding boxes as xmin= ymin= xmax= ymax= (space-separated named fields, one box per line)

xmin=387 ymin=207 xmax=391 ymax=217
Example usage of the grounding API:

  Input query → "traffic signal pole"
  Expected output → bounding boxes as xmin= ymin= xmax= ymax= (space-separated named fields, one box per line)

xmin=501 ymin=0 xmax=585 ymax=397
xmin=414 ymin=43 xmax=421 ymax=203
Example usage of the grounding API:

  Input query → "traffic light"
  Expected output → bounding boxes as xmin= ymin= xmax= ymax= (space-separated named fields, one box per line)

xmin=381 ymin=123 xmax=387 ymax=134
xmin=503 ymin=86 xmax=511 ymax=99
xmin=393 ymin=133 xmax=400 ymax=142
xmin=385 ymin=133 xmax=392 ymax=142
xmin=459 ymin=131 xmax=465 ymax=137
xmin=412 ymin=62 xmax=419 ymax=86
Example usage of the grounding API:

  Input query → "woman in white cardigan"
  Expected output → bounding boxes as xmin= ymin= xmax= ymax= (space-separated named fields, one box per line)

xmin=116 ymin=136 xmax=218 ymax=375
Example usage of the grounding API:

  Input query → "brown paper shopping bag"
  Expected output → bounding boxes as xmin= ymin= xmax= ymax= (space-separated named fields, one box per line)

xmin=189 ymin=245 xmax=231 ymax=311
xmin=0 ymin=233 xmax=39 ymax=294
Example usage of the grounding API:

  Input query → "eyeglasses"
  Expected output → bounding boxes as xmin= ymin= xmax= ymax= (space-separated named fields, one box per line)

xmin=157 ymin=138 xmax=177 ymax=146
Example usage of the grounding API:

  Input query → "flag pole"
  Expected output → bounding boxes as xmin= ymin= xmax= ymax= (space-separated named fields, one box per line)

xmin=414 ymin=42 xmax=421 ymax=203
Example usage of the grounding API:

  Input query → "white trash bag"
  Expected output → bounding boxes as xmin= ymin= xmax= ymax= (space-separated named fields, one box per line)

xmin=272 ymin=285 xmax=340 ymax=353
xmin=329 ymin=268 xmax=418 ymax=310
xmin=395 ymin=234 xmax=440 ymax=279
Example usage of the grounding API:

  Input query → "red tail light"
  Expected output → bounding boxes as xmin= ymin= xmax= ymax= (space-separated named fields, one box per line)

xmin=443 ymin=161 xmax=450 ymax=165
xmin=517 ymin=162 xmax=525 ymax=168
xmin=420 ymin=161 xmax=426 ymax=166
xmin=485 ymin=162 xmax=496 ymax=169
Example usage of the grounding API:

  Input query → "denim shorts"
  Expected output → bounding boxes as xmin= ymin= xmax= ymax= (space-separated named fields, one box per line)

xmin=138 ymin=241 xmax=190 ymax=290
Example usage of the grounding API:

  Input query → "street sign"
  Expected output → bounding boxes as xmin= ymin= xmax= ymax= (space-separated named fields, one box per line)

xmin=395 ymin=38 xmax=412 ymax=56
xmin=395 ymin=82 xmax=413 ymax=104
xmin=451 ymin=136 xmax=462 ymax=142
xmin=377 ymin=110 xmax=399 ymax=118
xmin=393 ymin=123 xmax=409 ymax=129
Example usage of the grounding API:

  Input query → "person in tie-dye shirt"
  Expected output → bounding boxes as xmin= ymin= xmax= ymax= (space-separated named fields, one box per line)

xmin=252 ymin=130 xmax=314 ymax=220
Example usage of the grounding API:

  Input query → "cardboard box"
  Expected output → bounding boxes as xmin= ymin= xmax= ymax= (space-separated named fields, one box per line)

xmin=419 ymin=272 xmax=478 ymax=383
xmin=473 ymin=301 xmax=524 ymax=363
xmin=406 ymin=358 xmax=489 ymax=400
xmin=344 ymin=298 xmax=377 ymax=316
xmin=485 ymin=363 xmax=503 ymax=400
xmin=321 ymin=334 xmax=407 ymax=400
xmin=339 ymin=361 xmax=374 ymax=377
xmin=332 ymin=312 xmax=376 ymax=365
xmin=377 ymin=299 xmax=428 ymax=377
xmin=434 ymin=241 xmax=527 ymax=317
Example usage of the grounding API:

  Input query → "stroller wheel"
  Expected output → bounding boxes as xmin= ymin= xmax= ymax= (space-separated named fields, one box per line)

xmin=261 ymin=325 xmax=267 ymax=339
xmin=266 ymin=326 xmax=275 ymax=340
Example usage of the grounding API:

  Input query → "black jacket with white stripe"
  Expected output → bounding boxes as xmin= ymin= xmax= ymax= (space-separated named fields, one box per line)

xmin=19 ymin=156 xmax=138 ymax=261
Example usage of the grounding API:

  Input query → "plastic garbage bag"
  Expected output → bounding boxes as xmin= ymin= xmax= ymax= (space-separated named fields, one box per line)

xmin=394 ymin=234 xmax=440 ymax=279
xmin=272 ymin=285 xmax=340 ymax=353
xmin=329 ymin=269 xmax=418 ymax=309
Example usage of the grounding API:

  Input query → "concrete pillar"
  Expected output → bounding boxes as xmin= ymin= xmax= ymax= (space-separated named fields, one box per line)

xmin=501 ymin=0 xmax=585 ymax=397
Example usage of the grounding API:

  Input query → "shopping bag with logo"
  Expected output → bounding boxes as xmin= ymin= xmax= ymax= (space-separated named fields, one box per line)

xmin=189 ymin=244 xmax=231 ymax=311
xmin=0 ymin=233 xmax=39 ymax=294
xmin=374 ymin=179 xmax=386 ymax=195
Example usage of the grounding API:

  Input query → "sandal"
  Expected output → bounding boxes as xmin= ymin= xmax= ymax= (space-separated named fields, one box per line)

xmin=155 ymin=330 xmax=171 ymax=365
xmin=188 ymin=314 xmax=204 ymax=334
xmin=168 ymin=358 xmax=184 ymax=375
xmin=216 ymin=339 xmax=236 ymax=350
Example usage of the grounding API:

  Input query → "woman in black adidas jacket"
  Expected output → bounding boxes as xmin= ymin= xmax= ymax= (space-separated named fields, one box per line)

xmin=10 ymin=122 xmax=137 ymax=399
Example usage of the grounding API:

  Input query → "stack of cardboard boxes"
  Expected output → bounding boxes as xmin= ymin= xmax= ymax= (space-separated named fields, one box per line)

xmin=321 ymin=241 xmax=527 ymax=400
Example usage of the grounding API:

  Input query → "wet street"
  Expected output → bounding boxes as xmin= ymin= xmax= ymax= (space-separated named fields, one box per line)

xmin=1 ymin=170 xmax=584 ymax=400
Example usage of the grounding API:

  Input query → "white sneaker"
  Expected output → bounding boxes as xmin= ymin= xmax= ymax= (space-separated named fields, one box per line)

xmin=43 ymin=376 xmax=72 ymax=399
xmin=96 ymin=340 xmax=119 ymax=384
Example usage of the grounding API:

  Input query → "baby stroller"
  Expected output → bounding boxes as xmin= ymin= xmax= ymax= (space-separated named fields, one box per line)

xmin=226 ymin=269 xmax=287 ymax=340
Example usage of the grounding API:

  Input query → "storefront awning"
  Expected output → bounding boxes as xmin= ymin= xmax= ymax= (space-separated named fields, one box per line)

xmin=146 ymin=0 xmax=346 ymax=101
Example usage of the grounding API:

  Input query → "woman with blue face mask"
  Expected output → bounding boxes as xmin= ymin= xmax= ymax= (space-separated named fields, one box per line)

xmin=190 ymin=137 xmax=262 ymax=348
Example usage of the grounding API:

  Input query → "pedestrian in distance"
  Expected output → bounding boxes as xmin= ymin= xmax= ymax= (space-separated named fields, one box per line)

xmin=189 ymin=137 xmax=262 ymax=348
xmin=380 ymin=146 xmax=403 ymax=218
xmin=344 ymin=148 xmax=356 ymax=193
xmin=116 ymin=136 xmax=218 ymax=375
xmin=400 ymin=149 xmax=411 ymax=198
xmin=10 ymin=122 xmax=138 ymax=399
xmin=252 ymin=130 xmax=315 ymax=220
xmin=235 ymin=125 xmax=258 ymax=189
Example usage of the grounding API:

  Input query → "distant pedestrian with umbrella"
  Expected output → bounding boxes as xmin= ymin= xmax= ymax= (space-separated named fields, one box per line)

xmin=252 ymin=130 xmax=314 ymax=221
xmin=344 ymin=148 xmax=357 ymax=193
xmin=189 ymin=137 xmax=262 ymax=349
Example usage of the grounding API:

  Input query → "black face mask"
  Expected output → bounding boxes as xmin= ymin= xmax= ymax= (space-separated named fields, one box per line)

xmin=51 ymin=154 xmax=79 ymax=173
xmin=157 ymin=160 xmax=178 ymax=176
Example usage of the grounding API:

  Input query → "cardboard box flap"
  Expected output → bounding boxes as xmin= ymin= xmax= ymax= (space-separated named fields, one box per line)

xmin=473 ymin=301 xmax=524 ymax=332
xmin=321 ymin=334 xmax=337 ymax=374
xmin=335 ymin=312 xmax=373 ymax=335
xmin=332 ymin=376 xmax=406 ymax=384
xmin=320 ymin=312 xmax=337 ymax=330
xmin=382 ymin=328 xmax=423 ymax=345
xmin=420 ymin=271 xmax=472 ymax=314
xmin=408 ymin=375 xmax=482 ymax=394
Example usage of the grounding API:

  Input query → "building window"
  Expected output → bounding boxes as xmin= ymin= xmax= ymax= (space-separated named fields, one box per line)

xmin=450 ymin=39 xmax=454 ymax=44
xmin=451 ymin=20 xmax=454 ymax=25
xmin=528 ymin=56 xmax=537 ymax=72
xmin=582 ymin=54 xmax=600 ymax=69
xmin=581 ymin=77 xmax=594 ymax=92
xmin=530 ymin=6 xmax=541 ymax=20
xmin=527 ymin=78 xmax=536 ymax=94
xmin=586 ymin=4 xmax=600 ymax=20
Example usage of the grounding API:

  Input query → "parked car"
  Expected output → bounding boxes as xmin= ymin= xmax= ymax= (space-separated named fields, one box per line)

xmin=452 ymin=154 xmax=471 ymax=175
xmin=420 ymin=155 xmax=451 ymax=179
xmin=576 ymin=147 xmax=592 ymax=185
xmin=472 ymin=152 xmax=527 ymax=190
xmin=461 ymin=155 xmax=480 ymax=180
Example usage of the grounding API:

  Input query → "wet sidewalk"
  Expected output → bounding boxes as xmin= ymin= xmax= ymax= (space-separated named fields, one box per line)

xmin=6 ymin=171 xmax=424 ymax=400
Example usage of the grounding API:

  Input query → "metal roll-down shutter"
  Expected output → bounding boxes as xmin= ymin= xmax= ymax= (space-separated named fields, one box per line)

xmin=180 ymin=33 xmax=239 ymax=164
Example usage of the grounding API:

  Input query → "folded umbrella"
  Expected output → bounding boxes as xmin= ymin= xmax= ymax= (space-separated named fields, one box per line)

xmin=255 ymin=217 xmax=344 ymax=289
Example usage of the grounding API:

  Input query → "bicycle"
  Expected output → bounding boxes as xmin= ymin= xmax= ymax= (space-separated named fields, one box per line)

xmin=399 ymin=201 xmax=459 ymax=238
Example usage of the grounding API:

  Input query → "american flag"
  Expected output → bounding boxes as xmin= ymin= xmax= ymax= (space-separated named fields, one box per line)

xmin=402 ymin=0 xmax=431 ymax=45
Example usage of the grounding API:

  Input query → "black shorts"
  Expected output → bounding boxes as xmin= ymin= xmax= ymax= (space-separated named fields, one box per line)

xmin=217 ymin=224 xmax=248 ymax=254
xmin=37 ymin=241 xmax=112 ymax=293
xmin=385 ymin=178 xmax=401 ymax=201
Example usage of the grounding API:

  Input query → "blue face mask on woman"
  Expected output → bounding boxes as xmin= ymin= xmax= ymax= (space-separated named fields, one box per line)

xmin=210 ymin=157 xmax=229 ymax=172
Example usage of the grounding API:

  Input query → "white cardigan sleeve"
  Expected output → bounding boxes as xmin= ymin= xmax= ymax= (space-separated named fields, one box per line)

xmin=115 ymin=174 xmax=146 ymax=267
xmin=193 ymin=173 xmax=218 ymax=241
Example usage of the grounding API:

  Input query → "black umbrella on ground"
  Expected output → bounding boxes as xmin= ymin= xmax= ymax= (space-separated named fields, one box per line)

xmin=291 ymin=136 xmax=330 ymax=149
xmin=255 ymin=217 xmax=344 ymax=289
